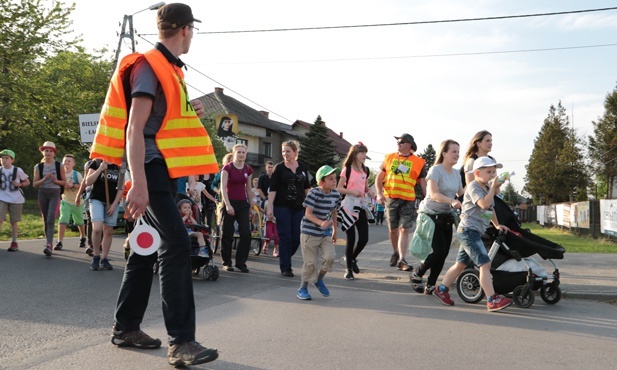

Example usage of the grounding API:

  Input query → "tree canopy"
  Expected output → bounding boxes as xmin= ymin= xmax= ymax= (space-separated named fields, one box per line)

xmin=0 ymin=0 xmax=109 ymax=170
xmin=524 ymin=102 xmax=588 ymax=204
xmin=588 ymin=84 xmax=617 ymax=199
xmin=298 ymin=115 xmax=338 ymax=182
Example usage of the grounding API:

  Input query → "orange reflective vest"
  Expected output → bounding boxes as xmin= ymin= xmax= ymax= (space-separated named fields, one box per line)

xmin=90 ymin=49 xmax=219 ymax=178
xmin=382 ymin=153 xmax=425 ymax=201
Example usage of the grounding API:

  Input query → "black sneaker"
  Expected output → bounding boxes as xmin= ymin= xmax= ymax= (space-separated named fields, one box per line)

xmin=44 ymin=246 xmax=53 ymax=256
xmin=168 ymin=341 xmax=218 ymax=367
xmin=91 ymin=256 xmax=100 ymax=271
xmin=397 ymin=259 xmax=413 ymax=271
xmin=54 ymin=241 xmax=63 ymax=250
xmin=78 ymin=237 xmax=87 ymax=248
xmin=111 ymin=327 xmax=161 ymax=349
xmin=389 ymin=252 xmax=399 ymax=267
xmin=100 ymin=258 xmax=113 ymax=270
xmin=235 ymin=265 xmax=249 ymax=273
xmin=410 ymin=272 xmax=424 ymax=293
xmin=352 ymin=260 xmax=360 ymax=274
xmin=222 ymin=265 xmax=234 ymax=272
xmin=344 ymin=269 xmax=354 ymax=280
xmin=86 ymin=247 xmax=93 ymax=256
xmin=424 ymin=285 xmax=436 ymax=295
xmin=281 ymin=269 xmax=294 ymax=277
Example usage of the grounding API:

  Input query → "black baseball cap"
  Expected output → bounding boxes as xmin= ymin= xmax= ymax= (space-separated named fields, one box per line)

xmin=157 ymin=3 xmax=201 ymax=30
xmin=394 ymin=133 xmax=417 ymax=152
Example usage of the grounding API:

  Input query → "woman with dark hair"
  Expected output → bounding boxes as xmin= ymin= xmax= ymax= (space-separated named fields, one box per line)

xmin=266 ymin=140 xmax=311 ymax=277
xmin=337 ymin=142 xmax=371 ymax=280
xmin=410 ymin=139 xmax=464 ymax=295
xmin=460 ymin=130 xmax=494 ymax=189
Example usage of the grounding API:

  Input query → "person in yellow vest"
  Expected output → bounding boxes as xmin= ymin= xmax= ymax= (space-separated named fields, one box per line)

xmin=375 ymin=133 xmax=427 ymax=271
xmin=89 ymin=3 xmax=218 ymax=367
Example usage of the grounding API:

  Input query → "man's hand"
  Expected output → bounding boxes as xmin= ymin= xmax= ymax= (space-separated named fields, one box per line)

xmin=126 ymin=184 xmax=149 ymax=219
xmin=376 ymin=193 xmax=386 ymax=206
xmin=190 ymin=99 xmax=205 ymax=118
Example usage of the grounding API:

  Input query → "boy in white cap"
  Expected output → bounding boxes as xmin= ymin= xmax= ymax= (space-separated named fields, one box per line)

xmin=0 ymin=149 xmax=30 ymax=251
xmin=296 ymin=165 xmax=341 ymax=300
xmin=433 ymin=156 xmax=513 ymax=312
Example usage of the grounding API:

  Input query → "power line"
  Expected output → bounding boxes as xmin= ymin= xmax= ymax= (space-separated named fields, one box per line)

xmin=198 ymin=7 xmax=617 ymax=34
xmin=197 ymin=43 xmax=617 ymax=65
xmin=136 ymin=35 xmax=295 ymax=124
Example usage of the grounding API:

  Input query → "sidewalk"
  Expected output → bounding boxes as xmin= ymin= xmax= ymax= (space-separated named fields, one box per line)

xmin=347 ymin=238 xmax=617 ymax=302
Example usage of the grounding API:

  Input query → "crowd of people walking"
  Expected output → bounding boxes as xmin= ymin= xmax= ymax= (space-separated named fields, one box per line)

xmin=0 ymin=3 xmax=516 ymax=367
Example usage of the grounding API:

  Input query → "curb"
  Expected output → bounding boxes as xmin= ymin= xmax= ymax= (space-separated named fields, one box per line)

xmin=562 ymin=291 xmax=617 ymax=301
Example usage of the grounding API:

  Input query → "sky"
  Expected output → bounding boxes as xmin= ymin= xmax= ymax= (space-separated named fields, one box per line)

xmin=69 ymin=0 xmax=617 ymax=195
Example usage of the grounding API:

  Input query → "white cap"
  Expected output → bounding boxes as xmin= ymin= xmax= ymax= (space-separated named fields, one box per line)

xmin=466 ymin=156 xmax=503 ymax=174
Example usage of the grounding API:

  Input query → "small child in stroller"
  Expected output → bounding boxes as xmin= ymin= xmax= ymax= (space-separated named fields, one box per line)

xmin=178 ymin=199 xmax=208 ymax=257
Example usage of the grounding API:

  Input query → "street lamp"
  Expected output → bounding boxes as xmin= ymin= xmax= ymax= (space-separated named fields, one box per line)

xmin=113 ymin=2 xmax=165 ymax=69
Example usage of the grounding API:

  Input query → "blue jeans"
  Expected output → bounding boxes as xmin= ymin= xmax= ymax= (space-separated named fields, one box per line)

xmin=456 ymin=227 xmax=491 ymax=267
xmin=274 ymin=206 xmax=304 ymax=272
xmin=113 ymin=159 xmax=195 ymax=345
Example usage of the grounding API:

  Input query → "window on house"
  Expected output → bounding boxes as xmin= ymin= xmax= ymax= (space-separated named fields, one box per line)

xmin=263 ymin=142 xmax=272 ymax=158
xmin=266 ymin=130 xmax=272 ymax=137
xmin=236 ymin=138 xmax=248 ymax=146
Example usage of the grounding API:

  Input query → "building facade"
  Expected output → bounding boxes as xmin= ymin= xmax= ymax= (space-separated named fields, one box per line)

xmin=197 ymin=87 xmax=352 ymax=176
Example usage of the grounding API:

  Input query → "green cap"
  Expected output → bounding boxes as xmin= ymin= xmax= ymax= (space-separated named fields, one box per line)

xmin=316 ymin=165 xmax=339 ymax=183
xmin=0 ymin=149 xmax=15 ymax=159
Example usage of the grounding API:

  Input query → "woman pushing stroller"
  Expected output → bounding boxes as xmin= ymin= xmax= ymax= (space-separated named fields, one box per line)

xmin=433 ymin=156 xmax=513 ymax=312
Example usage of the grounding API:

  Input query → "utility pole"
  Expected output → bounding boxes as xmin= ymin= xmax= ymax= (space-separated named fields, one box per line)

xmin=113 ymin=15 xmax=136 ymax=70
xmin=112 ymin=2 xmax=165 ymax=70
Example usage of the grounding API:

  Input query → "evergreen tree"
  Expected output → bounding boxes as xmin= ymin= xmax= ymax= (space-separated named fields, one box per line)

xmin=418 ymin=144 xmax=436 ymax=172
xmin=588 ymin=84 xmax=617 ymax=199
xmin=298 ymin=115 xmax=338 ymax=182
xmin=524 ymin=101 xmax=588 ymax=203
xmin=501 ymin=182 xmax=520 ymax=207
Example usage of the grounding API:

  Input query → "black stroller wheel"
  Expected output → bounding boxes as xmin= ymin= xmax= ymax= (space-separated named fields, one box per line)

xmin=211 ymin=266 xmax=219 ymax=281
xmin=456 ymin=268 xmax=485 ymax=303
xmin=203 ymin=265 xmax=213 ymax=280
xmin=212 ymin=225 xmax=221 ymax=254
xmin=253 ymin=238 xmax=262 ymax=256
xmin=513 ymin=285 xmax=534 ymax=308
xmin=540 ymin=285 xmax=561 ymax=304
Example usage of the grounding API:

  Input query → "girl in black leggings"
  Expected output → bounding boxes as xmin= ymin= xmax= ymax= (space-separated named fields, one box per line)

xmin=337 ymin=142 xmax=371 ymax=280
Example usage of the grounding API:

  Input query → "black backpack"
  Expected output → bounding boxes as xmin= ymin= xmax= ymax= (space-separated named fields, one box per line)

xmin=37 ymin=161 xmax=65 ymax=194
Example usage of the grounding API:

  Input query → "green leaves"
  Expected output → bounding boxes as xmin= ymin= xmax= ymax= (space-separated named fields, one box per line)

xmin=524 ymin=101 xmax=588 ymax=203
xmin=0 ymin=0 xmax=110 ymax=169
xmin=298 ymin=115 xmax=339 ymax=183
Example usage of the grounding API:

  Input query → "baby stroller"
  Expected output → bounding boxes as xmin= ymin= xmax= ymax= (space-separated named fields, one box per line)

xmin=251 ymin=204 xmax=268 ymax=256
xmin=455 ymin=196 xmax=565 ymax=308
xmin=154 ymin=194 xmax=219 ymax=281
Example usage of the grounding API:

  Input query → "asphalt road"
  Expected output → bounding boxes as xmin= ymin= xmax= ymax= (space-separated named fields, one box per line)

xmin=1 ymin=225 xmax=616 ymax=369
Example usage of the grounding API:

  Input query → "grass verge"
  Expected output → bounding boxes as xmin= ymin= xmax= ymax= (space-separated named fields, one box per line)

xmin=0 ymin=199 xmax=124 ymax=242
xmin=523 ymin=222 xmax=617 ymax=254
